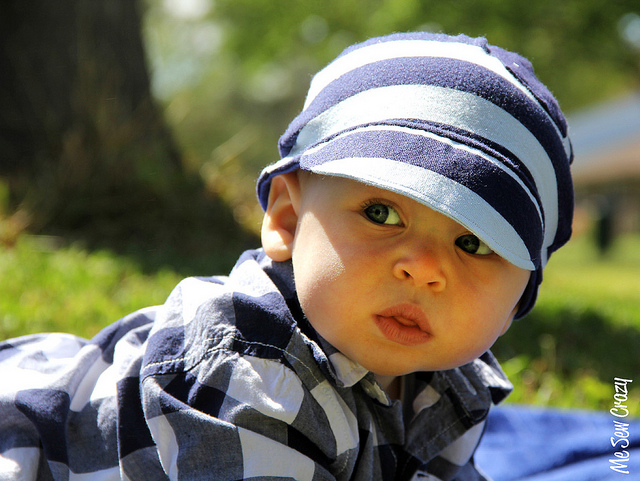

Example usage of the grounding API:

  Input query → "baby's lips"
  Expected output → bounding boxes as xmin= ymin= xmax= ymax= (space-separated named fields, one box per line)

xmin=377 ymin=303 xmax=431 ymax=334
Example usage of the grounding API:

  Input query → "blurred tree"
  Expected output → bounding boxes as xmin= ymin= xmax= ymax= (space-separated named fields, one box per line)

xmin=213 ymin=0 xmax=640 ymax=112
xmin=0 ymin=0 xmax=254 ymax=270
xmin=152 ymin=0 xmax=639 ymax=230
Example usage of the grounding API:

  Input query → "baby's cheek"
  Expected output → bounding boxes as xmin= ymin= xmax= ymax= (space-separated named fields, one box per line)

xmin=300 ymin=260 xmax=344 ymax=311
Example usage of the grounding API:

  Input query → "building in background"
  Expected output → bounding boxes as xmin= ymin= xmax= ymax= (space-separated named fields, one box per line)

xmin=569 ymin=91 xmax=640 ymax=253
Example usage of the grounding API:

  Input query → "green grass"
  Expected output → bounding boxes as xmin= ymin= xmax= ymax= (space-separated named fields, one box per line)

xmin=0 ymin=235 xmax=183 ymax=340
xmin=532 ymin=234 xmax=640 ymax=327
xmin=1 ymin=230 xmax=639 ymax=416
xmin=493 ymin=232 xmax=640 ymax=415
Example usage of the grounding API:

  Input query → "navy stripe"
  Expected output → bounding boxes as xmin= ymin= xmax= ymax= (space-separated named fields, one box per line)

xmin=233 ymin=291 xmax=297 ymax=356
xmin=282 ymin=56 xmax=560 ymax=164
xmin=300 ymin=129 xmax=543 ymax=264
xmin=162 ymin=370 xmax=228 ymax=418
xmin=15 ymin=389 xmax=70 ymax=464
xmin=142 ymin=325 xmax=186 ymax=376
xmin=117 ymin=376 xmax=156 ymax=458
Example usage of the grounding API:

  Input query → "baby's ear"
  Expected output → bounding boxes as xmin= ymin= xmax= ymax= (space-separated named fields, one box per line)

xmin=261 ymin=172 xmax=301 ymax=262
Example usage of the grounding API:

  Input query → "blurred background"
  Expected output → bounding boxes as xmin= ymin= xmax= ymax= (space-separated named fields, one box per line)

xmin=1 ymin=0 xmax=639 ymax=413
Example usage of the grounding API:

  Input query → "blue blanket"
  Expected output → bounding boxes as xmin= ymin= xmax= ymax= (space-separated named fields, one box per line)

xmin=476 ymin=405 xmax=640 ymax=480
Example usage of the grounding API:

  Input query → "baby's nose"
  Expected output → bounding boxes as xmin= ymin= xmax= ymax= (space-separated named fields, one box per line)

xmin=391 ymin=243 xmax=447 ymax=291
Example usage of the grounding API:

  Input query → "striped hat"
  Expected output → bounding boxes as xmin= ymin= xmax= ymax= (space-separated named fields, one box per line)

xmin=256 ymin=32 xmax=574 ymax=317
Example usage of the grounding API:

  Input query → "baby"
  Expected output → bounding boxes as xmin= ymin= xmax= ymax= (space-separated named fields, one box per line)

xmin=0 ymin=32 xmax=573 ymax=480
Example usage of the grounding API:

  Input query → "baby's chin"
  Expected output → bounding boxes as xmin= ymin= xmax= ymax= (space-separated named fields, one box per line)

xmin=363 ymin=355 xmax=477 ymax=377
xmin=364 ymin=361 xmax=431 ymax=378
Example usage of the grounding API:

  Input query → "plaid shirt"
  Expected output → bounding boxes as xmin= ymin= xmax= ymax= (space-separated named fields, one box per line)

xmin=0 ymin=249 xmax=511 ymax=480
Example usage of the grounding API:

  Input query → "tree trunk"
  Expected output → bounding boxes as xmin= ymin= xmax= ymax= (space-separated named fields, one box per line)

xmin=0 ymin=0 xmax=179 ymax=226
xmin=0 ymin=0 xmax=255 ymax=270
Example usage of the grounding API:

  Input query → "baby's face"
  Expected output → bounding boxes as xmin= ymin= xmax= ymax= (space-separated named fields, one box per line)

xmin=290 ymin=173 xmax=530 ymax=376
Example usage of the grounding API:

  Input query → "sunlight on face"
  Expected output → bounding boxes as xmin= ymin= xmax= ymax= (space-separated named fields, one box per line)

xmin=291 ymin=173 xmax=531 ymax=376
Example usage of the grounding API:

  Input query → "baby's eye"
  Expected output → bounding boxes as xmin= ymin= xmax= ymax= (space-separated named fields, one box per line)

xmin=455 ymin=234 xmax=494 ymax=255
xmin=363 ymin=203 xmax=402 ymax=226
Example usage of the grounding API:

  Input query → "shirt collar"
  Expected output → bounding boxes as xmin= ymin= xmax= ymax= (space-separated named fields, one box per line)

xmin=314 ymin=332 xmax=391 ymax=404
